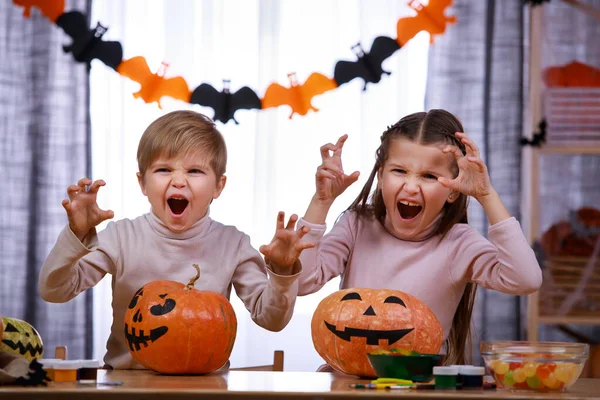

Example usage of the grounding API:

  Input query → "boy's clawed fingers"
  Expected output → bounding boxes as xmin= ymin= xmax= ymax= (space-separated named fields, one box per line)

xmin=88 ymin=179 xmax=107 ymax=194
xmin=285 ymin=214 xmax=299 ymax=230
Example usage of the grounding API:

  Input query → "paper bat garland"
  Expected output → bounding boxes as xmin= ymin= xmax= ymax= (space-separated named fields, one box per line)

xmin=117 ymin=58 xmax=191 ymax=108
xmin=56 ymin=11 xmax=123 ymax=70
xmin=190 ymin=80 xmax=261 ymax=124
xmin=334 ymin=36 xmax=400 ymax=90
xmin=13 ymin=0 xmax=64 ymax=22
xmin=12 ymin=0 xmax=456 ymax=123
xmin=262 ymin=73 xmax=337 ymax=119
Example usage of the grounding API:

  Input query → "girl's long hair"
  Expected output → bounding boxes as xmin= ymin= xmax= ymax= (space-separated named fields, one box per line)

xmin=348 ymin=109 xmax=477 ymax=365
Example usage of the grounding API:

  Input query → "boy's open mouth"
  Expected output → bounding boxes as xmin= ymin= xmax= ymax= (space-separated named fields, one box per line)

xmin=397 ymin=200 xmax=422 ymax=220
xmin=167 ymin=197 xmax=189 ymax=215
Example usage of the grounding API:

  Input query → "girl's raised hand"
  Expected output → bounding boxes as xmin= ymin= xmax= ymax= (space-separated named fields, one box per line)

xmin=315 ymin=134 xmax=360 ymax=205
xmin=437 ymin=132 xmax=493 ymax=201
xmin=62 ymin=178 xmax=114 ymax=241
xmin=259 ymin=212 xmax=315 ymax=272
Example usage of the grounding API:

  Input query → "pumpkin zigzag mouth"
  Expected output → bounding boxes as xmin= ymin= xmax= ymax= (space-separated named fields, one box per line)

xmin=324 ymin=321 xmax=414 ymax=345
xmin=124 ymin=323 xmax=168 ymax=351
xmin=1 ymin=339 xmax=43 ymax=357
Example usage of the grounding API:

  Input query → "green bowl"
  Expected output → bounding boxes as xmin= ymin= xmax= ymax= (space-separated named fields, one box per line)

xmin=367 ymin=353 xmax=443 ymax=382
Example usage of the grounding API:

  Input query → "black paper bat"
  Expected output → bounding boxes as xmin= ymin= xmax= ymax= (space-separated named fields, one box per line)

xmin=523 ymin=0 xmax=551 ymax=6
xmin=520 ymin=119 xmax=547 ymax=147
xmin=190 ymin=80 xmax=261 ymax=124
xmin=333 ymin=36 xmax=400 ymax=90
xmin=56 ymin=11 xmax=123 ymax=70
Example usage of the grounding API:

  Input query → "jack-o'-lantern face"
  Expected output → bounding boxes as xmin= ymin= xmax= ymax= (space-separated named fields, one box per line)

xmin=323 ymin=291 xmax=414 ymax=345
xmin=0 ymin=317 xmax=44 ymax=361
xmin=311 ymin=288 xmax=442 ymax=377
xmin=124 ymin=286 xmax=176 ymax=352
xmin=123 ymin=269 xmax=238 ymax=375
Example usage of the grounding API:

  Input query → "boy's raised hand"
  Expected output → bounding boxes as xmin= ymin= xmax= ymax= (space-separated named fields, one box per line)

xmin=315 ymin=134 xmax=360 ymax=204
xmin=62 ymin=178 xmax=114 ymax=241
xmin=259 ymin=212 xmax=315 ymax=274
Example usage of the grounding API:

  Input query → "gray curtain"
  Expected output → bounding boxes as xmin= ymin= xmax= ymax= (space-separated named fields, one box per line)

xmin=425 ymin=0 xmax=527 ymax=361
xmin=0 ymin=0 xmax=93 ymax=359
xmin=426 ymin=0 xmax=600 ymax=361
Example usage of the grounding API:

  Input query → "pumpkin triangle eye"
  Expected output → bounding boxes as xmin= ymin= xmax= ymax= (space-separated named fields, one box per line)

xmin=128 ymin=288 xmax=144 ymax=309
xmin=4 ymin=323 xmax=19 ymax=332
xmin=384 ymin=296 xmax=407 ymax=307
xmin=341 ymin=292 xmax=362 ymax=301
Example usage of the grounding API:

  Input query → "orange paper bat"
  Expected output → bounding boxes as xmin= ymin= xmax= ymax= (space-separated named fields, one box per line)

xmin=261 ymin=73 xmax=336 ymax=119
xmin=116 ymin=57 xmax=191 ymax=108
xmin=13 ymin=0 xmax=65 ymax=22
xmin=396 ymin=0 xmax=456 ymax=46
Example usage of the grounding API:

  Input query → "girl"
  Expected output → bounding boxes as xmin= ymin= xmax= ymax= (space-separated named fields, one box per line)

xmin=295 ymin=109 xmax=542 ymax=365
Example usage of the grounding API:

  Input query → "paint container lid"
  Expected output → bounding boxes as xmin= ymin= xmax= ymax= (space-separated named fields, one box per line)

xmin=433 ymin=366 xmax=459 ymax=376
xmin=36 ymin=358 xmax=62 ymax=368
xmin=458 ymin=366 xmax=485 ymax=375
xmin=78 ymin=359 xmax=100 ymax=368
xmin=54 ymin=360 xmax=83 ymax=370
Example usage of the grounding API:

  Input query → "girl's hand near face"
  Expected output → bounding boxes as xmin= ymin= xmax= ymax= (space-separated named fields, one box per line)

xmin=62 ymin=178 xmax=114 ymax=241
xmin=438 ymin=132 xmax=510 ymax=225
xmin=303 ymin=135 xmax=360 ymax=224
xmin=259 ymin=212 xmax=315 ymax=274
xmin=437 ymin=132 xmax=493 ymax=201
xmin=314 ymin=134 xmax=360 ymax=205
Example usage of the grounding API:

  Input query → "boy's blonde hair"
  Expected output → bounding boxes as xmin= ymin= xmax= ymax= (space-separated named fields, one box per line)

xmin=137 ymin=110 xmax=227 ymax=180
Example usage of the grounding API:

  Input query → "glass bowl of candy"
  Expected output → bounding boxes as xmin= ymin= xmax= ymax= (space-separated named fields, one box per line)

xmin=481 ymin=341 xmax=589 ymax=392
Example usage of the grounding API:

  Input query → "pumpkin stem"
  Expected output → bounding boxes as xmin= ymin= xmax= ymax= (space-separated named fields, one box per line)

xmin=186 ymin=264 xmax=201 ymax=290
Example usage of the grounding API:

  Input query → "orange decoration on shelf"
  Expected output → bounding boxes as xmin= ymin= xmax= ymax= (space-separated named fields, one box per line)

xmin=12 ymin=0 xmax=64 ymax=22
xmin=262 ymin=72 xmax=337 ymax=119
xmin=311 ymin=288 xmax=443 ymax=377
xmin=396 ymin=0 xmax=456 ymax=45
xmin=117 ymin=57 xmax=191 ymax=108
xmin=543 ymin=61 xmax=600 ymax=88
xmin=124 ymin=264 xmax=237 ymax=375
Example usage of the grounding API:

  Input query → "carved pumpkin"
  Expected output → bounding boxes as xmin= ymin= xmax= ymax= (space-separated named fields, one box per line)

xmin=124 ymin=264 xmax=237 ymax=374
xmin=311 ymin=288 xmax=442 ymax=377
xmin=0 ymin=317 xmax=44 ymax=361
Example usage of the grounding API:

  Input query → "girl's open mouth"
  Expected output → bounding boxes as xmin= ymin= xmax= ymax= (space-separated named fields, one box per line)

xmin=397 ymin=201 xmax=422 ymax=220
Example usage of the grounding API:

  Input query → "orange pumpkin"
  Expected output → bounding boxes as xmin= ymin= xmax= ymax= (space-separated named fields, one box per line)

xmin=124 ymin=264 xmax=237 ymax=374
xmin=311 ymin=288 xmax=443 ymax=377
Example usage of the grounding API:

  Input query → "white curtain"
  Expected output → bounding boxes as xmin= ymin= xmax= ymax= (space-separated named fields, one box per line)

xmin=90 ymin=0 xmax=429 ymax=371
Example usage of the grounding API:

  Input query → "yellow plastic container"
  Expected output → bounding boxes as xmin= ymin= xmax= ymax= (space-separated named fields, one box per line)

xmin=53 ymin=361 xmax=82 ymax=382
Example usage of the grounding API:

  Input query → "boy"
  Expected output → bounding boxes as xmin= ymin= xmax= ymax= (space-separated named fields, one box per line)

xmin=39 ymin=110 xmax=313 ymax=369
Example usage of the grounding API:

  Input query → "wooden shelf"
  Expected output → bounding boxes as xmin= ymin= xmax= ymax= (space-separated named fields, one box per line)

xmin=538 ymin=316 xmax=600 ymax=325
xmin=539 ymin=146 xmax=600 ymax=155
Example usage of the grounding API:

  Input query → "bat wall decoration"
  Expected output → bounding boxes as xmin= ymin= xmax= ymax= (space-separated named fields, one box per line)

xmin=190 ymin=80 xmax=261 ymax=124
xmin=56 ymin=11 xmax=123 ymax=70
xmin=262 ymin=73 xmax=337 ymax=119
xmin=333 ymin=36 xmax=400 ymax=90
xmin=117 ymin=58 xmax=191 ymax=108
xmin=13 ymin=0 xmax=64 ymax=22
xmin=520 ymin=119 xmax=547 ymax=147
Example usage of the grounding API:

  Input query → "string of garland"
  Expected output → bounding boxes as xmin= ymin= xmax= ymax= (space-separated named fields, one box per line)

xmin=13 ymin=0 xmax=457 ymax=124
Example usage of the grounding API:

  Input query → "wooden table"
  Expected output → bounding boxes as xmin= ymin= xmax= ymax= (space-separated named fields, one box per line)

xmin=1 ymin=370 xmax=599 ymax=399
